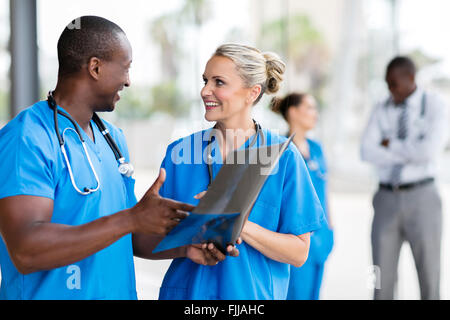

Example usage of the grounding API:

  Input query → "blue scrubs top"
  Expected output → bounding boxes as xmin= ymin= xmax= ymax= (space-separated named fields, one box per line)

xmin=158 ymin=128 xmax=325 ymax=300
xmin=302 ymin=139 xmax=333 ymax=264
xmin=287 ymin=139 xmax=334 ymax=300
xmin=0 ymin=101 xmax=137 ymax=300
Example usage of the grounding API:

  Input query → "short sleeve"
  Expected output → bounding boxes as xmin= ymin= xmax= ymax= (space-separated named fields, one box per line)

xmin=278 ymin=147 xmax=326 ymax=235
xmin=0 ymin=126 xmax=56 ymax=200
xmin=159 ymin=150 xmax=169 ymax=198
xmin=158 ymin=140 xmax=180 ymax=199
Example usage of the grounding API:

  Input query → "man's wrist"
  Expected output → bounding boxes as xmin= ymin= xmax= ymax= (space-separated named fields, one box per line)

xmin=118 ymin=208 xmax=137 ymax=235
xmin=181 ymin=245 xmax=188 ymax=258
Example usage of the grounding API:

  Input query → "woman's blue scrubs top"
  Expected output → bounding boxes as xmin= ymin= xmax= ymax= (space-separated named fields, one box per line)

xmin=0 ymin=101 xmax=138 ymax=300
xmin=303 ymin=139 xmax=333 ymax=265
xmin=158 ymin=128 xmax=326 ymax=300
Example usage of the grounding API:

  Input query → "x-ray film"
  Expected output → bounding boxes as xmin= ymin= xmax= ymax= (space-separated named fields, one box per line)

xmin=153 ymin=134 xmax=294 ymax=255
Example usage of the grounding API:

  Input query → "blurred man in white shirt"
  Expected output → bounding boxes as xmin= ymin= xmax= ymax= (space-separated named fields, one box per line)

xmin=361 ymin=56 xmax=448 ymax=300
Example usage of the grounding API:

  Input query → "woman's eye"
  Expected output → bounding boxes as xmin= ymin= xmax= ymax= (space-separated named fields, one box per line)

xmin=203 ymin=78 xmax=208 ymax=85
xmin=216 ymin=79 xmax=224 ymax=86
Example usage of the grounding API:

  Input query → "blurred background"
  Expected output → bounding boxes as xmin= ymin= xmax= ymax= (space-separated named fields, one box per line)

xmin=1 ymin=0 xmax=450 ymax=299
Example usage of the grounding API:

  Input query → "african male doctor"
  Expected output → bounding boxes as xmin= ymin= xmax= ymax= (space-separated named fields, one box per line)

xmin=0 ymin=16 xmax=237 ymax=300
xmin=361 ymin=56 xmax=448 ymax=300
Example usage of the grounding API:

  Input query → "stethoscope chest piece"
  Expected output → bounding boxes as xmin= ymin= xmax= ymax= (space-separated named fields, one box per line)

xmin=118 ymin=159 xmax=134 ymax=177
xmin=307 ymin=159 xmax=326 ymax=180
xmin=307 ymin=159 xmax=319 ymax=171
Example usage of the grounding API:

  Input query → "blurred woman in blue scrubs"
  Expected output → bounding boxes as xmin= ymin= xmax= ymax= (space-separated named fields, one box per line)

xmin=271 ymin=93 xmax=334 ymax=300
xmin=157 ymin=44 xmax=326 ymax=300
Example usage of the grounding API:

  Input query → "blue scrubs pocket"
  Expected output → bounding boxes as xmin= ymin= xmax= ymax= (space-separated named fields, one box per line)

xmin=121 ymin=176 xmax=136 ymax=208
xmin=248 ymin=200 xmax=278 ymax=231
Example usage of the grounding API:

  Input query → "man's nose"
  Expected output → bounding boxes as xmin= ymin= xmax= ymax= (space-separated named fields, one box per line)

xmin=124 ymin=74 xmax=131 ymax=87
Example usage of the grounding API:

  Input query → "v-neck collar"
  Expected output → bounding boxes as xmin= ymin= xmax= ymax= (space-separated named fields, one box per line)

xmin=205 ymin=127 xmax=261 ymax=164
xmin=55 ymin=104 xmax=100 ymax=151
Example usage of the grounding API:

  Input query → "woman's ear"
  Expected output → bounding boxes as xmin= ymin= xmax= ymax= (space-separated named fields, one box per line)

xmin=247 ymin=84 xmax=262 ymax=105
xmin=286 ymin=105 xmax=297 ymax=122
xmin=87 ymin=57 xmax=101 ymax=80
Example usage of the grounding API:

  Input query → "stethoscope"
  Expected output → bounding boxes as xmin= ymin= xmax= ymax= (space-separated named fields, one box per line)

xmin=306 ymin=158 xmax=326 ymax=180
xmin=205 ymin=119 xmax=265 ymax=186
xmin=47 ymin=91 xmax=134 ymax=195
xmin=289 ymin=134 xmax=326 ymax=180
xmin=306 ymin=158 xmax=319 ymax=171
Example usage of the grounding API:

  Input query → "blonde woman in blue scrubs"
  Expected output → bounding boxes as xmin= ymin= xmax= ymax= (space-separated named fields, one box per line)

xmin=156 ymin=44 xmax=326 ymax=300
xmin=271 ymin=93 xmax=334 ymax=300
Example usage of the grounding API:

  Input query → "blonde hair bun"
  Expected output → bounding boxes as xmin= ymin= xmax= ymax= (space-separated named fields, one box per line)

xmin=263 ymin=52 xmax=286 ymax=94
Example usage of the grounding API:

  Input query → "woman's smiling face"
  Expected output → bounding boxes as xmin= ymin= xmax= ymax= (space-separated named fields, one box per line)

xmin=201 ymin=55 xmax=254 ymax=123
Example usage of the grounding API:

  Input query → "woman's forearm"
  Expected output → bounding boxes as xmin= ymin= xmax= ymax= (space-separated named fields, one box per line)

xmin=241 ymin=221 xmax=310 ymax=267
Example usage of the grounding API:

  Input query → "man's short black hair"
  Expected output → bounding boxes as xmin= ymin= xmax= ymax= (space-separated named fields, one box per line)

xmin=386 ymin=56 xmax=416 ymax=76
xmin=57 ymin=16 xmax=125 ymax=77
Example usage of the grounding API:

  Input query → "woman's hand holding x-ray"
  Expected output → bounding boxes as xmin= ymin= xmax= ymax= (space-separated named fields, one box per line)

xmin=193 ymin=190 xmax=242 ymax=257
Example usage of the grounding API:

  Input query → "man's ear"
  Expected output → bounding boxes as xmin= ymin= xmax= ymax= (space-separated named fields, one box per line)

xmin=87 ymin=57 xmax=101 ymax=80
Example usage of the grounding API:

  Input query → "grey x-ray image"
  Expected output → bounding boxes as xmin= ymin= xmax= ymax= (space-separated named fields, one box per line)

xmin=153 ymin=135 xmax=294 ymax=255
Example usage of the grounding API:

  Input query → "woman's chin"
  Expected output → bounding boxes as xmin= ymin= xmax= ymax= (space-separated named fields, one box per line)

xmin=204 ymin=112 xmax=219 ymax=122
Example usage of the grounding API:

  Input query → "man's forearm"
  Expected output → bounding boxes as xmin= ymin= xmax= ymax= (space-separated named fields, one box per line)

xmin=12 ymin=209 xmax=135 ymax=274
xmin=132 ymin=233 xmax=187 ymax=260
xmin=361 ymin=140 xmax=407 ymax=167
